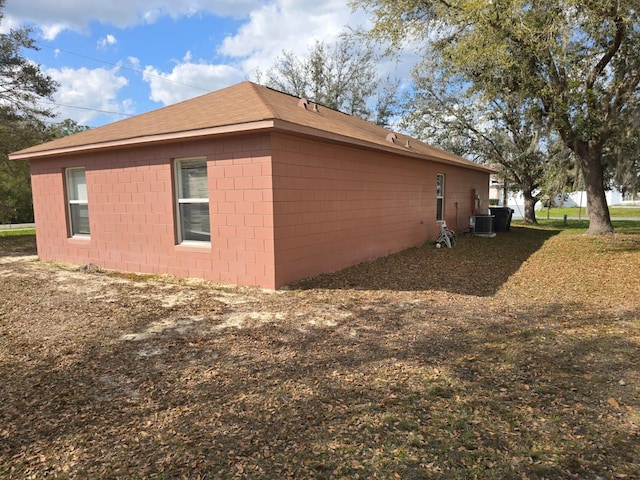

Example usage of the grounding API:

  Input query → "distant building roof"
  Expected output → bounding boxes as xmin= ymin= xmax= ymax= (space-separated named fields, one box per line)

xmin=10 ymin=81 xmax=492 ymax=173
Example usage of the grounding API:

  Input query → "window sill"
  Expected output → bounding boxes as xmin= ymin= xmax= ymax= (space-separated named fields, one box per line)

xmin=175 ymin=242 xmax=211 ymax=253
xmin=67 ymin=235 xmax=91 ymax=246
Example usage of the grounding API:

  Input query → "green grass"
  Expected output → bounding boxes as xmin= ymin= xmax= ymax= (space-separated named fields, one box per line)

xmin=511 ymin=216 xmax=640 ymax=235
xmin=0 ymin=228 xmax=35 ymax=237
xmin=515 ymin=218 xmax=640 ymax=233
xmin=539 ymin=206 xmax=640 ymax=219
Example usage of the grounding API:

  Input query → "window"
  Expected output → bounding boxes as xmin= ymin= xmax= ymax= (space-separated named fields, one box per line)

xmin=65 ymin=167 xmax=90 ymax=236
xmin=175 ymin=158 xmax=210 ymax=244
xmin=436 ymin=173 xmax=445 ymax=221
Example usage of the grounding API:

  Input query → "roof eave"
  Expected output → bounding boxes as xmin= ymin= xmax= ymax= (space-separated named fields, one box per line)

xmin=9 ymin=116 xmax=494 ymax=174
xmin=271 ymin=119 xmax=495 ymax=174
xmin=8 ymin=120 xmax=277 ymax=161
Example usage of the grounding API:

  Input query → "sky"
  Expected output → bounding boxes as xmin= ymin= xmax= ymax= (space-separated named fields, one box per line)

xmin=2 ymin=0 xmax=416 ymax=128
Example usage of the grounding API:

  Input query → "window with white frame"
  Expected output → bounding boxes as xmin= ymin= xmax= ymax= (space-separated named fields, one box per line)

xmin=175 ymin=158 xmax=210 ymax=244
xmin=436 ymin=173 xmax=445 ymax=221
xmin=65 ymin=167 xmax=90 ymax=236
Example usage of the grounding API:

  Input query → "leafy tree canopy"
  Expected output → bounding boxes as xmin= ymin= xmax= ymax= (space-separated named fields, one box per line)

xmin=403 ymin=54 xmax=576 ymax=224
xmin=353 ymin=0 xmax=640 ymax=234
xmin=45 ymin=118 xmax=91 ymax=139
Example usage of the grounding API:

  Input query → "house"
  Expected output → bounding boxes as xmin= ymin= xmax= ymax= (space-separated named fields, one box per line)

xmin=10 ymin=82 xmax=492 ymax=289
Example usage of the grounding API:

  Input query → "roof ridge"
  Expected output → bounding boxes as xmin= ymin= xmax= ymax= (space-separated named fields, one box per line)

xmin=244 ymin=81 xmax=281 ymax=120
xmin=247 ymin=81 xmax=322 ymax=121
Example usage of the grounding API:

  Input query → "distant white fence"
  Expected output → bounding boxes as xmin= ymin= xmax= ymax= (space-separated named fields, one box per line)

xmin=499 ymin=189 xmax=638 ymax=218
xmin=0 ymin=223 xmax=35 ymax=230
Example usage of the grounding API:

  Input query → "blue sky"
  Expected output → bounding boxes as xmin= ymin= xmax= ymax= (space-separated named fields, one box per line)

xmin=2 ymin=0 xmax=415 ymax=128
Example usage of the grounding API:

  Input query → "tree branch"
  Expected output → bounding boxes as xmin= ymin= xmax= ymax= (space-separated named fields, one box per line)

xmin=586 ymin=15 xmax=625 ymax=90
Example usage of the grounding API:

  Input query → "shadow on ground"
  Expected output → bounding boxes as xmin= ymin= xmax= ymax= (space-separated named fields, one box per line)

xmin=0 ymin=228 xmax=559 ymax=297
xmin=1 ymin=226 xmax=638 ymax=479
xmin=1 ymin=292 xmax=637 ymax=479
xmin=0 ymin=234 xmax=36 ymax=257
xmin=292 ymin=226 xmax=560 ymax=296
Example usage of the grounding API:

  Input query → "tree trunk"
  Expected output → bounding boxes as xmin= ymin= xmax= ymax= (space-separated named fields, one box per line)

xmin=578 ymin=146 xmax=614 ymax=235
xmin=522 ymin=191 xmax=538 ymax=224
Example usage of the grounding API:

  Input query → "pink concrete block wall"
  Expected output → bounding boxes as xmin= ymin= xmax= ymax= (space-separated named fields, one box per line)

xmin=29 ymin=130 xmax=488 ymax=289
xmin=30 ymin=133 xmax=277 ymax=288
xmin=270 ymin=133 xmax=490 ymax=287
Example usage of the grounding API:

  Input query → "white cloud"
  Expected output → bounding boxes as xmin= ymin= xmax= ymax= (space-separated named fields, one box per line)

xmin=38 ymin=23 xmax=69 ymax=41
xmin=3 ymin=0 xmax=262 ymax=39
xmin=128 ymin=56 xmax=142 ymax=70
xmin=0 ymin=12 xmax=21 ymax=33
xmin=219 ymin=0 xmax=360 ymax=74
xmin=6 ymin=0 xmax=417 ymax=127
xmin=47 ymin=65 xmax=133 ymax=124
xmin=214 ymin=0 xmax=417 ymax=94
xmin=142 ymin=53 xmax=244 ymax=105
xmin=97 ymin=34 xmax=117 ymax=50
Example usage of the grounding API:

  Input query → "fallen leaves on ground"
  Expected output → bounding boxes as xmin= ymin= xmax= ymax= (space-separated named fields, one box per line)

xmin=0 ymin=227 xmax=638 ymax=479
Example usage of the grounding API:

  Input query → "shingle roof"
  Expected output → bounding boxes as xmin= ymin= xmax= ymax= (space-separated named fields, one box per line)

xmin=10 ymin=81 xmax=491 ymax=172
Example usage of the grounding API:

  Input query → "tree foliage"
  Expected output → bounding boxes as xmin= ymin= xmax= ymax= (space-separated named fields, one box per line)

xmin=354 ymin=0 xmax=640 ymax=234
xmin=45 ymin=118 xmax=91 ymax=139
xmin=256 ymin=37 xmax=400 ymax=126
xmin=0 ymin=118 xmax=91 ymax=224
xmin=0 ymin=118 xmax=41 ymax=223
xmin=0 ymin=0 xmax=63 ymax=223
xmin=0 ymin=0 xmax=57 ymax=121
xmin=606 ymin=97 xmax=640 ymax=199
xmin=402 ymin=58 xmax=554 ymax=224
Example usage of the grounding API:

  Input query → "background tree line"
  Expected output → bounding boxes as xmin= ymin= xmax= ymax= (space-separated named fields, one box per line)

xmin=2 ymin=0 xmax=639 ymax=232
xmin=0 ymin=0 xmax=88 ymax=224
xmin=254 ymin=36 xmax=400 ymax=128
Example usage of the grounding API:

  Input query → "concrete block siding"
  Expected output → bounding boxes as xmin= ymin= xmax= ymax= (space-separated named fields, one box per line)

xmin=18 ymin=82 xmax=492 ymax=289
xmin=30 ymin=133 xmax=277 ymax=288
xmin=29 ymin=130 xmax=489 ymax=289
xmin=271 ymin=133 xmax=488 ymax=286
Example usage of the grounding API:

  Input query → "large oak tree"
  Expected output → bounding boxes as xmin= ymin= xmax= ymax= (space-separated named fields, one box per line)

xmin=354 ymin=0 xmax=640 ymax=234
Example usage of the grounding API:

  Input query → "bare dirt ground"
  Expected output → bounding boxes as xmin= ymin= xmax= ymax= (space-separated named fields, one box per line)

xmin=0 ymin=227 xmax=639 ymax=479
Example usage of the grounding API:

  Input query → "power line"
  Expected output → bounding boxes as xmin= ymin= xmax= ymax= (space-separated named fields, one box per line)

xmin=37 ymin=43 xmax=212 ymax=93
xmin=33 ymin=43 xmax=215 ymax=122
xmin=40 ymin=100 xmax=135 ymax=118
